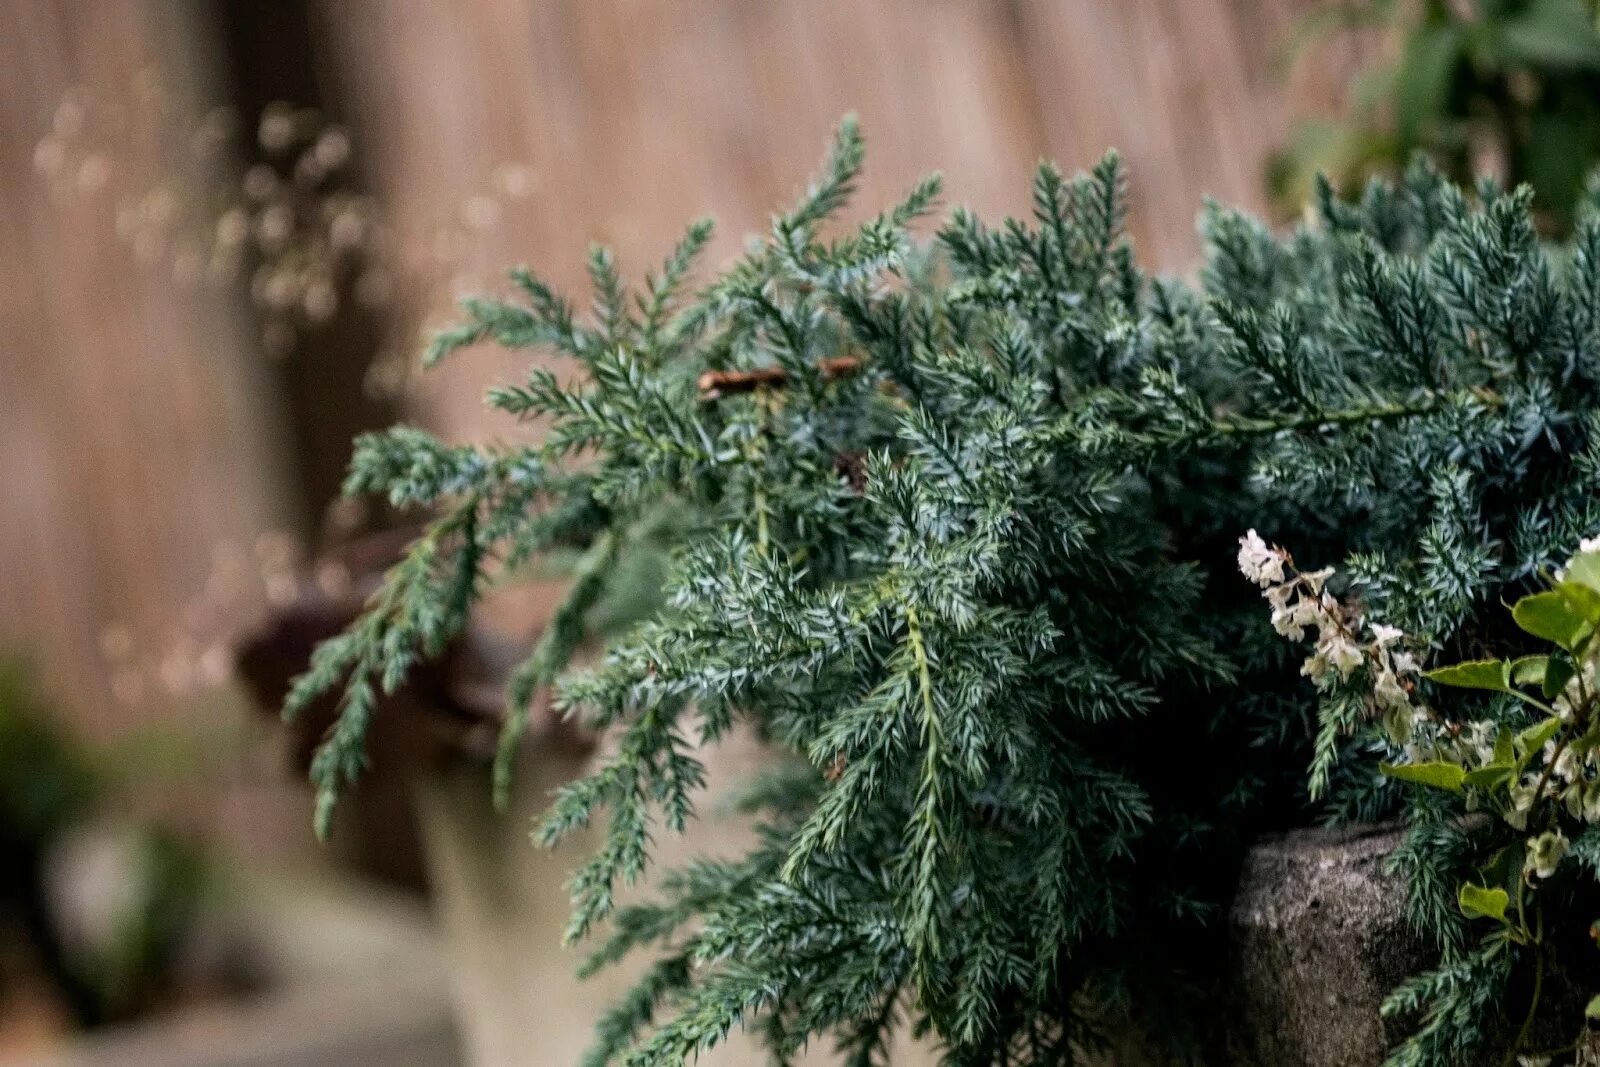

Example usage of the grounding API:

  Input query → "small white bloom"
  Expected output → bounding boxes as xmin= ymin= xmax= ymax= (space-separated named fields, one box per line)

xmin=1551 ymin=744 xmax=1580 ymax=784
xmin=1561 ymin=663 xmax=1594 ymax=710
xmin=1580 ymin=534 xmax=1600 ymax=554
xmin=1390 ymin=649 xmax=1421 ymax=677
xmin=1322 ymin=633 xmax=1364 ymax=680
xmin=1272 ymin=598 xmax=1322 ymax=641
xmin=1525 ymin=830 xmax=1569 ymax=880
xmin=1466 ymin=721 xmax=1498 ymax=764
xmin=1404 ymin=739 xmax=1437 ymax=763
xmin=1373 ymin=669 xmax=1410 ymax=713
xmin=1583 ymin=782 xmax=1600 ymax=824
xmin=1237 ymin=530 xmax=1285 ymax=587
xmin=1300 ymin=566 xmax=1334 ymax=594
xmin=1369 ymin=623 xmax=1404 ymax=647
xmin=1271 ymin=607 xmax=1302 ymax=640
xmin=1505 ymin=777 xmax=1538 ymax=830
xmin=1369 ymin=675 xmax=1408 ymax=726
xmin=1313 ymin=593 xmax=1345 ymax=640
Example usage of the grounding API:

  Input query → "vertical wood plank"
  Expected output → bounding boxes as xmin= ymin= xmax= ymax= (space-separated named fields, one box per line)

xmin=0 ymin=0 xmax=292 ymax=743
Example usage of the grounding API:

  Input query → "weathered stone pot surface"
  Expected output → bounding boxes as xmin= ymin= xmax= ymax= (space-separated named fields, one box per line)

xmin=1224 ymin=824 xmax=1429 ymax=1066
xmin=1223 ymin=823 xmax=1596 ymax=1067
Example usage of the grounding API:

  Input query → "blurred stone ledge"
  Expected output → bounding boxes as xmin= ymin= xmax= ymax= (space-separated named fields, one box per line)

xmin=3 ymin=872 xmax=461 ymax=1067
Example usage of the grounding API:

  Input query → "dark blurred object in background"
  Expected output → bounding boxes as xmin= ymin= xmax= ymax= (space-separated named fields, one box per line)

xmin=0 ymin=658 xmax=239 ymax=1045
xmin=232 ymin=524 xmax=596 ymax=892
xmin=234 ymin=527 xmax=505 ymax=893
xmin=0 ymin=657 xmax=99 ymax=1031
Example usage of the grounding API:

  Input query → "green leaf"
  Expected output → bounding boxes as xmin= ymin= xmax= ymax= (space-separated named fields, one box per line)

xmin=1464 ymin=763 xmax=1514 ymax=790
xmin=1494 ymin=726 xmax=1514 ymax=766
xmin=1501 ymin=0 xmax=1600 ymax=71
xmin=1457 ymin=882 xmax=1510 ymax=924
xmin=1425 ymin=658 xmax=1511 ymax=692
xmin=1542 ymin=654 xmax=1577 ymax=699
xmin=1587 ymin=994 xmax=1600 ymax=1021
xmin=1483 ymin=844 xmax=1522 ymax=892
xmin=1515 ymin=716 xmax=1564 ymax=762
xmin=1380 ymin=761 xmax=1467 ymax=793
xmin=1510 ymin=655 xmax=1547 ymax=688
xmin=1561 ymin=577 xmax=1600 ymax=626
xmin=1565 ymin=550 xmax=1600 ymax=593
xmin=1522 ymin=111 xmax=1595 ymax=228
xmin=1512 ymin=591 xmax=1591 ymax=650
xmin=1394 ymin=23 xmax=1463 ymax=145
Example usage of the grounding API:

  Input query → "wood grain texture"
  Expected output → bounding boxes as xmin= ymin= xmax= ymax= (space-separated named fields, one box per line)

xmin=0 ymin=1 xmax=293 ymax=735
xmin=312 ymin=0 xmax=1356 ymax=442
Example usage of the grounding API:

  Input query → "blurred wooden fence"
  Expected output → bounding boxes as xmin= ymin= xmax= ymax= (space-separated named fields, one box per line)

xmin=0 ymin=0 xmax=1358 ymax=783
xmin=318 ymin=0 xmax=1361 ymax=440
xmin=0 ymin=2 xmax=291 ymax=737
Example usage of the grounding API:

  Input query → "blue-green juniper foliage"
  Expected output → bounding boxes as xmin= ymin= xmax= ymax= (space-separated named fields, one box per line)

xmin=288 ymin=118 xmax=1600 ymax=1063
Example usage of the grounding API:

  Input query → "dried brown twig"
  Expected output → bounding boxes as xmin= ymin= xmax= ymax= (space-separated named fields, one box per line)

xmin=696 ymin=355 xmax=861 ymax=400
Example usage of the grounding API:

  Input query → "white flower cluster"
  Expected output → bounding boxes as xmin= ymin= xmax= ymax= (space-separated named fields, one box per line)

xmin=1239 ymin=530 xmax=1421 ymax=719
xmin=1244 ymin=530 xmax=1600 ymax=887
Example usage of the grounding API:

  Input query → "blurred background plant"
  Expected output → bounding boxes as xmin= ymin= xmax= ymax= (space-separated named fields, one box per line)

xmin=1271 ymin=0 xmax=1600 ymax=234
xmin=0 ymin=656 xmax=225 ymax=1044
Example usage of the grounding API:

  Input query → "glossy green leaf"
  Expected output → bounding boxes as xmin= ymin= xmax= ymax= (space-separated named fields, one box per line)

xmin=1513 ymin=591 xmax=1591 ymax=649
xmin=1494 ymin=726 xmax=1514 ymax=766
xmin=1457 ymin=882 xmax=1510 ymax=924
xmin=1510 ymin=655 xmax=1547 ymax=688
xmin=1463 ymin=764 xmax=1514 ymax=790
xmin=1482 ymin=844 xmax=1521 ymax=891
xmin=1564 ymin=550 xmax=1600 ymax=593
xmin=1425 ymin=658 xmax=1511 ymax=691
xmin=1380 ymin=761 xmax=1467 ymax=793
xmin=1515 ymin=716 xmax=1563 ymax=761
xmin=1542 ymin=654 xmax=1577 ymax=699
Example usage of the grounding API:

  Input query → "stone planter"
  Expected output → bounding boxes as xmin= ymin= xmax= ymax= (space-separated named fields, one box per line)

xmin=1224 ymin=824 xmax=1429 ymax=1065
xmin=1223 ymin=825 xmax=1597 ymax=1066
